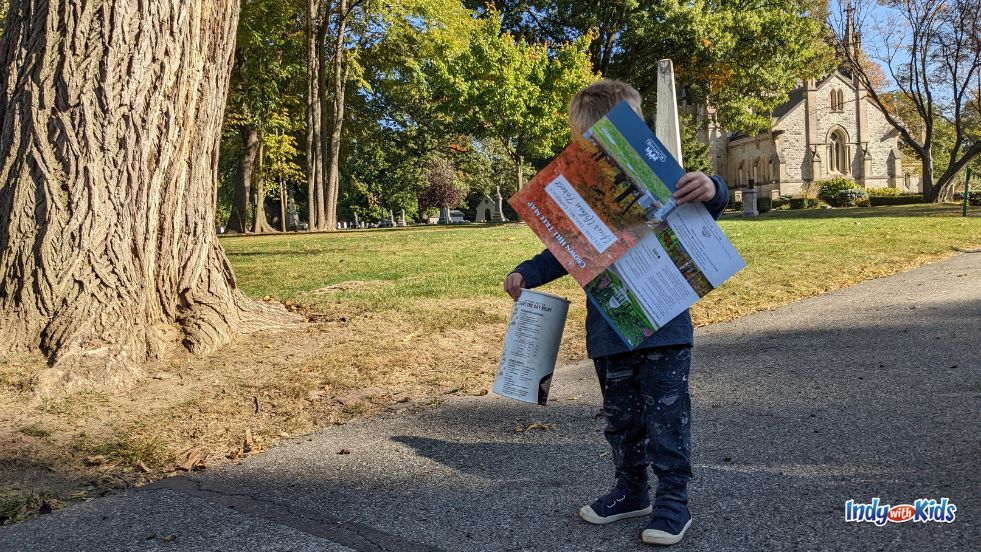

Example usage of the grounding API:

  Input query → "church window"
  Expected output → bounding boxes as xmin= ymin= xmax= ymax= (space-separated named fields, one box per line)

xmin=829 ymin=130 xmax=847 ymax=174
xmin=829 ymin=89 xmax=846 ymax=112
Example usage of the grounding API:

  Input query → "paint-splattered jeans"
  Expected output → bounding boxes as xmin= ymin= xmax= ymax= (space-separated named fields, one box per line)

xmin=594 ymin=345 xmax=692 ymax=513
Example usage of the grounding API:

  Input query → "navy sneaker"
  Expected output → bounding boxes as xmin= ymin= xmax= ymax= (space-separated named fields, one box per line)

xmin=579 ymin=482 xmax=652 ymax=525
xmin=641 ymin=507 xmax=692 ymax=545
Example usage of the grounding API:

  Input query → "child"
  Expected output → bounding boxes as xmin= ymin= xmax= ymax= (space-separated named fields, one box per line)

xmin=503 ymin=79 xmax=729 ymax=546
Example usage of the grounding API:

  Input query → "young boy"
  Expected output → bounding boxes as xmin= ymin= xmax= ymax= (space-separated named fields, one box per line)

xmin=503 ymin=79 xmax=729 ymax=546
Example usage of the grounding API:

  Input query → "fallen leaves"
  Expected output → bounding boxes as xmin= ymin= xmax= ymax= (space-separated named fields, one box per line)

xmin=84 ymin=455 xmax=106 ymax=466
xmin=337 ymin=448 xmax=351 ymax=455
xmin=177 ymin=449 xmax=208 ymax=471
xmin=228 ymin=429 xmax=265 ymax=460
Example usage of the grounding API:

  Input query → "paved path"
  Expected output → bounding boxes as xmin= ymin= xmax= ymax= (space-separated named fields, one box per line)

xmin=2 ymin=253 xmax=979 ymax=551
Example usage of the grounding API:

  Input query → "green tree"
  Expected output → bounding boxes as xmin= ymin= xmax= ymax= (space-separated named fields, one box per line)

xmin=336 ymin=0 xmax=476 ymax=222
xmin=467 ymin=1 xmax=835 ymax=136
xmin=613 ymin=0 xmax=835 ymax=135
xmin=223 ymin=0 xmax=305 ymax=233
xmin=436 ymin=14 xmax=597 ymax=190
xmin=678 ymin=112 xmax=711 ymax=173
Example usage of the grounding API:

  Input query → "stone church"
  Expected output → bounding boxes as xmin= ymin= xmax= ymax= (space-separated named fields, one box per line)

xmin=691 ymin=10 xmax=916 ymax=198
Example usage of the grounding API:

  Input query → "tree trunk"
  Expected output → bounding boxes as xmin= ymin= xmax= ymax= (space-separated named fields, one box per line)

xmin=324 ymin=0 xmax=349 ymax=232
xmin=306 ymin=0 xmax=324 ymax=230
xmin=279 ymin=181 xmax=288 ymax=233
xmin=251 ymin=139 xmax=278 ymax=234
xmin=0 ymin=0 xmax=298 ymax=393
xmin=921 ymin=146 xmax=936 ymax=202
xmin=516 ymin=154 xmax=524 ymax=191
xmin=227 ymin=125 xmax=260 ymax=233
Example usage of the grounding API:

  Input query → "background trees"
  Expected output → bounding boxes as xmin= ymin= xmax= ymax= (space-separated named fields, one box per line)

xmin=830 ymin=0 xmax=981 ymax=201
xmin=213 ymin=0 xmax=842 ymax=231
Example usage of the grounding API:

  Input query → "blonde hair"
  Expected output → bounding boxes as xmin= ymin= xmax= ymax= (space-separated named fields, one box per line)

xmin=569 ymin=79 xmax=643 ymax=139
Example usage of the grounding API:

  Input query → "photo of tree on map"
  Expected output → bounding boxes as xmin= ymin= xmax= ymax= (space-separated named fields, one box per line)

xmin=509 ymin=141 xmax=651 ymax=286
xmin=585 ymin=269 xmax=656 ymax=348
xmin=652 ymin=222 xmax=714 ymax=296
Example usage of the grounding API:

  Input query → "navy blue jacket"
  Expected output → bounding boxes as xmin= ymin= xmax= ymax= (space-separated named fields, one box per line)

xmin=513 ymin=176 xmax=730 ymax=359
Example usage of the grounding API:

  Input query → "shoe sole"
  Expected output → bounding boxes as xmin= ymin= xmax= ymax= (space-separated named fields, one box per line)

xmin=579 ymin=504 xmax=653 ymax=525
xmin=641 ymin=518 xmax=692 ymax=545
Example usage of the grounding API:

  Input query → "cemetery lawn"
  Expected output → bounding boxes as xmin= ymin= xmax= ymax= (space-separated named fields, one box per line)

xmin=0 ymin=203 xmax=978 ymax=523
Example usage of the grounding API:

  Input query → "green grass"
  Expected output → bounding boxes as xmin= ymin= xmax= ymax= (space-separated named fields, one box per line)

xmin=696 ymin=204 xmax=980 ymax=322
xmin=71 ymin=433 xmax=173 ymax=470
xmin=18 ymin=424 xmax=50 ymax=438
xmin=0 ymin=490 xmax=55 ymax=525
xmin=39 ymin=390 xmax=110 ymax=417
xmin=224 ymin=204 xmax=979 ymax=324
xmin=223 ymin=224 xmax=579 ymax=312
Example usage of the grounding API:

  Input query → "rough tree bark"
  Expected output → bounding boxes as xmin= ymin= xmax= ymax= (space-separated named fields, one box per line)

xmin=227 ymin=125 xmax=260 ymax=233
xmin=306 ymin=0 xmax=325 ymax=230
xmin=0 ymin=0 xmax=298 ymax=393
xmin=323 ymin=0 xmax=349 ymax=231
xmin=316 ymin=16 xmax=330 ymax=230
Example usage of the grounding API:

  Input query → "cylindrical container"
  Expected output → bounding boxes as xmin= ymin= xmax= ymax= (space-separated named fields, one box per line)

xmin=493 ymin=289 xmax=570 ymax=405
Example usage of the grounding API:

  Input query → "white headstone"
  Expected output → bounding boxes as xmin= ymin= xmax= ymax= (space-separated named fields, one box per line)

xmin=656 ymin=59 xmax=683 ymax=167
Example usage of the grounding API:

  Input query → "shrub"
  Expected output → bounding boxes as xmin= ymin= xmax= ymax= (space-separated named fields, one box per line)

xmin=729 ymin=201 xmax=743 ymax=211
xmin=952 ymin=191 xmax=981 ymax=206
xmin=757 ymin=197 xmax=772 ymax=213
xmin=789 ymin=197 xmax=816 ymax=209
xmin=827 ymin=188 xmax=870 ymax=207
xmin=772 ymin=198 xmax=789 ymax=209
xmin=870 ymin=194 xmax=924 ymax=206
xmin=866 ymin=187 xmax=904 ymax=197
xmin=818 ymin=177 xmax=860 ymax=203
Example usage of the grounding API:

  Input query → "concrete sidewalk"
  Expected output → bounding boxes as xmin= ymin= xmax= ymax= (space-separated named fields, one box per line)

xmin=2 ymin=253 xmax=979 ymax=551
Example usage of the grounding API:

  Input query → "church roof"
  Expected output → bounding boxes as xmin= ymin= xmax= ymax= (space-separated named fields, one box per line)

xmin=728 ymin=72 xmax=849 ymax=142
xmin=772 ymin=87 xmax=807 ymax=119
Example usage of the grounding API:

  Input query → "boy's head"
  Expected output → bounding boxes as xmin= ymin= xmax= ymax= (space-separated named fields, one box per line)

xmin=569 ymin=79 xmax=643 ymax=139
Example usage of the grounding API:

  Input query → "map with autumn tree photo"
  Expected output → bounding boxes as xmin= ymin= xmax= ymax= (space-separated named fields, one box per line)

xmin=510 ymin=101 xmax=746 ymax=349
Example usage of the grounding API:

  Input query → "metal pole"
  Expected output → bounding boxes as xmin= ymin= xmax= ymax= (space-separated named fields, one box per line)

xmin=963 ymin=167 xmax=972 ymax=217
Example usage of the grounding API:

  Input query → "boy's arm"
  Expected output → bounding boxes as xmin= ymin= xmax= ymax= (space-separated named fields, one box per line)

xmin=703 ymin=175 xmax=730 ymax=220
xmin=511 ymin=248 xmax=568 ymax=289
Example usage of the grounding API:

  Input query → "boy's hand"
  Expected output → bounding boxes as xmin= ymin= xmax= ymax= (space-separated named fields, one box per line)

xmin=503 ymin=272 xmax=524 ymax=301
xmin=673 ymin=172 xmax=717 ymax=205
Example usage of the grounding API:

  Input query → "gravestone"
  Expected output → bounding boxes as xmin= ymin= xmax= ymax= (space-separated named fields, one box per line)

xmin=437 ymin=206 xmax=451 ymax=225
xmin=656 ymin=59 xmax=683 ymax=165
xmin=398 ymin=209 xmax=407 ymax=227
xmin=286 ymin=196 xmax=300 ymax=231
xmin=491 ymin=186 xmax=508 ymax=222
xmin=743 ymin=180 xmax=759 ymax=216
xmin=389 ymin=210 xmax=397 ymax=226
xmin=353 ymin=213 xmax=360 ymax=229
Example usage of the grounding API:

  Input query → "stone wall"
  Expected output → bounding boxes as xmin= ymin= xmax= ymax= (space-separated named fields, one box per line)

xmin=773 ymin=103 xmax=807 ymax=194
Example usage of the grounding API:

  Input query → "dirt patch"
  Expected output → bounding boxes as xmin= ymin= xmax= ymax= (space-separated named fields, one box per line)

xmin=0 ymin=298 xmax=571 ymax=525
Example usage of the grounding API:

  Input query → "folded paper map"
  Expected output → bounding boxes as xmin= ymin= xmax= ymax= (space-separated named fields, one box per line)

xmin=509 ymin=101 xmax=746 ymax=348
